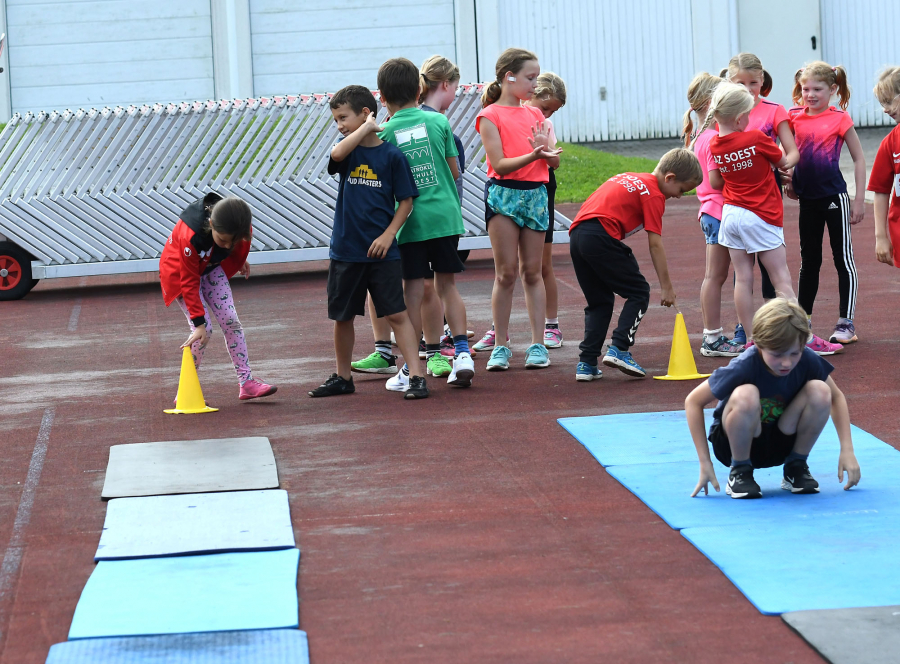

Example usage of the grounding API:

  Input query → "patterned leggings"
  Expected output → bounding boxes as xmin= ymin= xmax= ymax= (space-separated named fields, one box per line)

xmin=176 ymin=266 xmax=252 ymax=385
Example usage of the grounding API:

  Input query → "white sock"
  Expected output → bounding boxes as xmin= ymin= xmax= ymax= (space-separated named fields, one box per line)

xmin=703 ymin=328 xmax=723 ymax=345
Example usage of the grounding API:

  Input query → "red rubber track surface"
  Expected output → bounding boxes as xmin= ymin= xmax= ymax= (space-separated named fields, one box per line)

xmin=1 ymin=199 xmax=895 ymax=663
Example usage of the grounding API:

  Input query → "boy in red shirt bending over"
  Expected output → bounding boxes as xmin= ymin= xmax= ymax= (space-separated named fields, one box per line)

xmin=568 ymin=148 xmax=702 ymax=381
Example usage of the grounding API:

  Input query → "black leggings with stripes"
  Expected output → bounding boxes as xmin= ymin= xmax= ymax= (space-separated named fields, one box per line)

xmin=797 ymin=192 xmax=858 ymax=320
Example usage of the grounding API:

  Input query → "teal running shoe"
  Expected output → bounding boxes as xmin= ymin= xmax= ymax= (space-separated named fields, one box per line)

xmin=524 ymin=343 xmax=550 ymax=368
xmin=486 ymin=345 xmax=512 ymax=371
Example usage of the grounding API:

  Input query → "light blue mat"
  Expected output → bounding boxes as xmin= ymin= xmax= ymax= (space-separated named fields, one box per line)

xmin=46 ymin=629 xmax=309 ymax=663
xmin=68 ymin=549 xmax=300 ymax=639
xmin=96 ymin=490 xmax=295 ymax=560
xmin=558 ymin=410 xmax=890 ymax=467
xmin=683 ymin=516 xmax=900 ymax=615
xmin=560 ymin=411 xmax=900 ymax=615
xmin=607 ymin=444 xmax=900 ymax=530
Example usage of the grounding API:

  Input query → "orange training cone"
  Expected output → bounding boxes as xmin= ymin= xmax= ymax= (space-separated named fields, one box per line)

xmin=164 ymin=346 xmax=218 ymax=414
xmin=654 ymin=312 xmax=711 ymax=381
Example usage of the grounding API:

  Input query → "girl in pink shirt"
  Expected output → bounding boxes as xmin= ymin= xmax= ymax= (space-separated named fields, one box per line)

xmin=685 ymin=72 xmax=743 ymax=358
xmin=476 ymin=48 xmax=561 ymax=371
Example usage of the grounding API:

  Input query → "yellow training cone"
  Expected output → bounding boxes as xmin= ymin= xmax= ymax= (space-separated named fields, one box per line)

xmin=654 ymin=312 xmax=711 ymax=381
xmin=164 ymin=346 xmax=218 ymax=414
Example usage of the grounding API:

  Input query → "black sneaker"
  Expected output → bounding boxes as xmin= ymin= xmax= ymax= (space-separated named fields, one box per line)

xmin=308 ymin=374 xmax=355 ymax=398
xmin=404 ymin=375 xmax=429 ymax=399
xmin=782 ymin=460 xmax=820 ymax=493
xmin=418 ymin=338 xmax=427 ymax=359
xmin=726 ymin=465 xmax=762 ymax=499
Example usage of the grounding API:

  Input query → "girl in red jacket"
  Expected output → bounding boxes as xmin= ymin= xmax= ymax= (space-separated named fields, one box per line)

xmin=159 ymin=194 xmax=276 ymax=401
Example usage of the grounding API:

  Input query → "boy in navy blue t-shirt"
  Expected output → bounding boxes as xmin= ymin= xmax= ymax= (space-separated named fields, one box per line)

xmin=685 ymin=298 xmax=860 ymax=498
xmin=309 ymin=85 xmax=428 ymax=399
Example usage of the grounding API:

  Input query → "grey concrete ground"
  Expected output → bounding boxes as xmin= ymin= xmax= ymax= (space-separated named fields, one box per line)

xmin=585 ymin=126 xmax=893 ymax=201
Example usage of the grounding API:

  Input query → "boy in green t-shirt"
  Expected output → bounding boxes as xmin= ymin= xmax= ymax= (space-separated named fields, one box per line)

xmin=377 ymin=57 xmax=475 ymax=390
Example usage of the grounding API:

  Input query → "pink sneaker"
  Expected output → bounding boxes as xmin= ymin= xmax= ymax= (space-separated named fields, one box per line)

xmin=440 ymin=334 xmax=456 ymax=357
xmin=807 ymin=334 xmax=843 ymax=356
xmin=543 ymin=327 xmax=563 ymax=348
xmin=239 ymin=378 xmax=278 ymax=400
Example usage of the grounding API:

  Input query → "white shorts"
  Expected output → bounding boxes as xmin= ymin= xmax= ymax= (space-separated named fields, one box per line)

xmin=718 ymin=204 xmax=784 ymax=253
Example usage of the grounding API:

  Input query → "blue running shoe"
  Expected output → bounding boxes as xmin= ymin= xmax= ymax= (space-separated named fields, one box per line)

xmin=486 ymin=345 xmax=512 ymax=371
xmin=733 ymin=323 xmax=746 ymax=346
xmin=524 ymin=343 xmax=550 ymax=369
xmin=575 ymin=362 xmax=602 ymax=381
xmin=602 ymin=346 xmax=646 ymax=377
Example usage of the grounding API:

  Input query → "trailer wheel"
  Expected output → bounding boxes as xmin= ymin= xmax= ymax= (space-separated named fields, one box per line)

xmin=0 ymin=242 xmax=37 ymax=301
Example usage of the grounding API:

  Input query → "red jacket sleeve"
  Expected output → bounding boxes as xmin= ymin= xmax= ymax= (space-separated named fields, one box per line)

xmin=868 ymin=136 xmax=895 ymax=194
xmin=176 ymin=230 xmax=206 ymax=325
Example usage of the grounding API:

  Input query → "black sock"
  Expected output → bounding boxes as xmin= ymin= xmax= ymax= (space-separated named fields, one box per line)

xmin=425 ymin=343 xmax=440 ymax=360
xmin=545 ymin=322 xmax=559 ymax=330
xmin=375 ymin=340 xmax=392 ymax=361
xmin=785 ymin=451 xmax=808 ymax=465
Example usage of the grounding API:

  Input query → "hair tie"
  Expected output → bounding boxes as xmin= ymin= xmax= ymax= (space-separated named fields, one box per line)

xmin=797 ymin=68 xmax=804 ymax=75
xmin=832 ymin=66 xmax=837 ymax=72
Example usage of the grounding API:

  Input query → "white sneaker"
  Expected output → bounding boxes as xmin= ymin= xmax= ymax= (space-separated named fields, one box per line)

xmin=448 ymin=352 xmax=474 ymax=387
xmin=385 ymin=370 xmax=409 ymax=392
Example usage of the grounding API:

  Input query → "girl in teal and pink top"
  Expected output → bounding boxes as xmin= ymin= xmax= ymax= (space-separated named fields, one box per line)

xmin=787 ymin=61 xmax=866 ymax=345
xmin=685 ymin=72 xmax=743 ymax=358
xmin=476 ymin=47 xmax=561 ymax=371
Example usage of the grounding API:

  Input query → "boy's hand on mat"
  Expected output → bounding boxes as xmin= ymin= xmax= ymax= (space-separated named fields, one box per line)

xmin=367 ymin=232 xmax=393 ymax=259
xmin=838 ymin=451 xmax=861 ymax=490
xmin=660 ymin=287 xmax=676 ymax=308
xmin=691 ymin=461 xmax=720 ymax=497
xmin=875 ymin=237 xmax=893 ymax=265
xmin=182 ymin=324 xmax=208 ymax=349
xmin=239 ymin=261 xmax=250 ymax=278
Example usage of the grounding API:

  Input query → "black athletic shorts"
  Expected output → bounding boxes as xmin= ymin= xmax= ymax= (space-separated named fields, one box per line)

xmin=399 ymin=235 xmax=465 ymax=280
xmin=708 ymin=420 xmax=798 ymax=469
xmin=327 ymin=259 xmax=405 ymax=322
xmin=545 ymin=167 xmax=558 ymax=244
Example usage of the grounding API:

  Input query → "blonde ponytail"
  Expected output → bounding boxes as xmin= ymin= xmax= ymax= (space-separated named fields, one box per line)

xmin=683 ymin=72 xmax=722 ymax=147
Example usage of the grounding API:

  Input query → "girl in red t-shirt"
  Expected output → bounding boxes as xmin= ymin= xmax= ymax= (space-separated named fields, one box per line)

xmin=787 ymin=61 xmax=865 ymax=346
xmin=869 ymin=67 xmax=900 ymax=269
xmin=476 ymin=48 xmax=562 ymax=371
xmin=720 ymin=53 xmax=799 ymax=340
xmin=696 ymin=82 xmax=799 ymax=343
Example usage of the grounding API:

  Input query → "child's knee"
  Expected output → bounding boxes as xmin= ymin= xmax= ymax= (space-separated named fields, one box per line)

xmin=804 ymin=379 xmax=831 ymax=408
xmin=495 ymin=266 xmax=517 ymax=288
xmin=729 ymin=384 xmax=761 ymax=413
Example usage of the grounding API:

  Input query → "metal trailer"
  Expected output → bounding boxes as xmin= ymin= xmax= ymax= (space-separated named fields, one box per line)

xmin=0 ymin=85 xmax=572 ymax=301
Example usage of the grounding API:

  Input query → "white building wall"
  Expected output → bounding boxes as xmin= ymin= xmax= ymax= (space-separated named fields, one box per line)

xmin=248 ymin=0 xmax=457 ymax=95
xmin=478 ymin=0 xmax=703 ymax=143
xmin=821 ymin=0 xmax=900 ymax=128
xmin=3 ymin=0 xmax=215 ymax=113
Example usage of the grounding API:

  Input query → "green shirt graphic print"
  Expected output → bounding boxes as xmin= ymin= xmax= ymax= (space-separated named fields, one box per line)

xmin=380 ymin=107 xmax=463 ymax=244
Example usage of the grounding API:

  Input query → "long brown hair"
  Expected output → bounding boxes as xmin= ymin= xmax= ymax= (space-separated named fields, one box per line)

xmin=419 ymin=55 xmax=460 ymax=104
xmin=481 ymin=47 xmax=538 ymax=108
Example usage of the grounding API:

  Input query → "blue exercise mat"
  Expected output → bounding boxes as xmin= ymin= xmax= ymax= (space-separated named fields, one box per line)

xmin=607 ymin=442 xmax=900 ymax=530
xmin=682 ymin=515 xmax=900 ymax=615
xmin=96 ymin=490 xmax=295 ymax=560
xmin=46 ymin=629 xmax=309 ymax=663
xmin=560 ymin=410 xmax=900 ymax=615
xmin=68 ymin=549 xmax=300 ymax=639
xmin=559 ymin=410 xmax=890 ymax=467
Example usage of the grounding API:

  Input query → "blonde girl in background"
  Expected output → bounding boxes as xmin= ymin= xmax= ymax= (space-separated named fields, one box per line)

xmin=477 ymin=48 xmax=561 ymax=371
xmin=787 ymin=62 xmax=865 ymax=345
xmin=684 ymin=72 xmax=743 ymax=357
xmin=473 ymin=71 xmax=568 ymax=352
